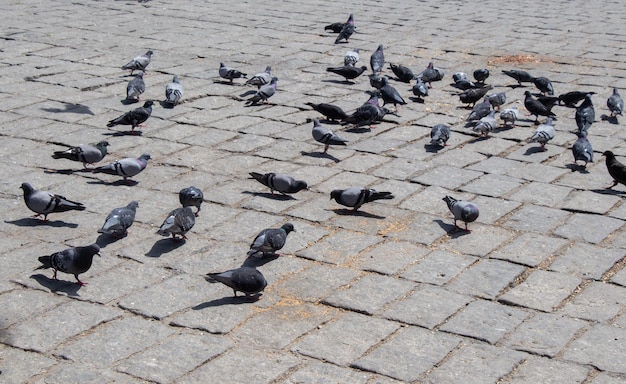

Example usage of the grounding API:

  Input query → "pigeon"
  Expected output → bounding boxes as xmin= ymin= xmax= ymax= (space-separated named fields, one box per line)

xmin=502 ymin=69 xmax=534 ymax=86
xmin=165 ymin=75 xmax=183 ymax=106
xmin=487 ymin=92 xmax=506 ymax=111
xmin=572 ymin=131 xmax=594 ymax=168
xmin=305 ymin=102 xmax=348 ymax=122
xmin=369 ymin=74 xmax=385 ymax=89
xmin=467 ymin=97 xmax=492 ymax=122
xmin=453 ymin=72 xmax=469 ymax=83
xmin=459 ymin=85 xmax=493 ymax=107
xmin=473 ymin=68 xmax=490 ymax=84
xmin=342 ymin=91 xmax=385 ymax=127
xmin=524 ymin=91 xmax=556 ymax=123
xmin=121 ymin=50 xmax=153 ymax=75
xmin=452 ymin=77 xmax=477 ymax=90
xmin=219 ymin=62 xmax=247 ymax=83
xmin=558 ymin=91 xmax=595 ymax=107
xmin=92 ymin=153 xmax=151 ymax=182
xmin=533 ymin=76 xmax=554 ymax=95
xmin=156 ymin=206 xmax=195 ymax=240
xmin=370 ymin=44 xmax=385 ymax=74
xmin=416 ymin=62 xmax=444 ymax=87
xmin=245 ymin=66 xmax=272 ymax=88
xmin=334 ymin=14 xmax=355 ymax=44
xmin=330 ymin=187 xmax=394 ymax=211
xmin=527 ymin=117 xmax=555 ymax=151
xmin=247 ymin=223 xmax=295 ymax=257
xmin=107 ymin=100 xmax=153 ymax=132
xmin=378 ymin=76 xmax=406 ymax=111
xmin=603 ymin=151 xmax=626 ymax=189
xmin=52 ymin=140 xmax=109 ymax=168
xmin=344 ymin=49 xmax=360 ymax=66
xmin=472 ymin=110 xmax=497 ymax=137
xmin=311 ymin=119 xmax=348 ymax=153
xmin=98 ymin=201 xmax=139 ymax=238
xmin=500 ymin=107 xmax=520 ymax=126
xmin=126 ymin=71 xmax=145 ymax=101
xmin=411 ymin=77 xmax=429 ymax=101
xmin=430 ymin=124 xmax=450 ymax=147
xmin=575 ymin=94 xmax=595 ymax=135
xmin=536 ymin=95 xmax=560 ymax=112
xmin=249 ymin=172 xmax=308 ymax=195
xmin=442 ymin=196 xmax=479 ymax=231
xmin=389 ymin=63 xmax=415 ymax=83
xmin=205 ymin=267 xmax=267 ymax=298
xmin=325 ymin=21 xmax=346 ymax=33
xmin=607 ymin=87 xmax=623 ymax=117
xmin=326 ymin=65 xmax=367 ymax=82
xmin=20 ymin=182 xmax=85 ymax=221
xmin=179 ymin=186 xmax=204 ymax=216
xmin=36 ymin=244 xmax=100 ymax=286
xmin=246 ymin=77 xmax=278 ymax=105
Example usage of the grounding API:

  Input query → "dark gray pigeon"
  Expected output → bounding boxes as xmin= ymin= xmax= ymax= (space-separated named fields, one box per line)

xmin=459 ymin=85 xmax=493 ymax=107
xmin=452 ymin=72 xmax=469 ymax=83
xmin=334 ymin=14 xmax=355 ymax=44
xmin=325 ymin=21 xmax=345 ymax=33
xmin=179 ymin=186 xmax=204 ymax=216
xmin=122 ymin=50 xmax=153 ymax=75
xmin=305 ymin=102 xmax=348 ymax=122
xmin=245 ymin=66 xmax=272 ymax=88
xmin=502 ymin=69 xmax=534 ymax=86
xmin=205 ymin=267 xmax=267 ymax=298
xmin=575 ymin=94 xmax=595 ymax=135
xmin=126 ymin=71 xmax=145 ymax=101
xmin=412 ymin=78 xmax=429 ymax=101
xmin=473 ymin=68 xmax=489 ymax=84
xmin=443 ymin=196 xmax=479 ymax=231
xmin=246 ymin=77 xmax=277 ymax=105
xmin=558 ymin=91 xmax=595 ymax=107
xmin=247 ymin=223 xmax=295 ymax=257
xmin=472 ymin=110 xmax=497 ymax=137
xmin=52 ymin=140 xmax=109 ymax=168
xmin=165 ymin=75 xmax=183 ymax=106
xmin=370 ymin=44 xmax=385 ymax=74
xmin=98 ymin=201 xmax=138 ymax=238
xmin=312 ymin=119 xmax=348 ymax=153
xmin=487 ymin=92 xmax=506 ymax=111
xmin=330 ymin=187 xmax=394 ymax=211
xmin=607 ymin=87 xmax=623 ymax=117
xmin=342 ymin=90 xmax=385 ymax=127
xmin=524 ymin=91 xmax=556 ymax=123
xmin=344 ymin=49 xmax=360 ymax=66
xmin=452 ymin=77 xmax=477 ymax=91
xmin=467 ymin=97 xmax=492 ymax=121
xmin=378 ymin=76 xmax=406 ymax=111
xmin=533 ymin=76 xmax=554 ymax=95
xmin=369 ymin=74 xmax=385 ymax=89
xmin=389 ymin=63 xmax=415 ymax=83
xmin=249 ymin=172 xmax=308 ymax=195
xmin=500 ymin=107 xmax=520 ymax=126
xmin=572 ymin=131 xmax=593 ymax=168
xmin=603 ymin=151 xmax=626 ymax=189
xmin=527 ymin=117 xmax=555 ymax=151
xmin=107 ymin=100 xmax=153 ymax=133
xmin=92 ymin=153 xmax=151 ymax=182
xmin=36 ymin=244 xmax=100 ymax=285
xmin=219 ymin=62 xmax=247 ymax=83
xmin=430 ymin=124 xmax=450 ymax=147
xmin=417 ymin=62 xmax=444 ymax=87
xmin=156 ymin=206 xmax=195 ymax=240
xmin=326 ymin=65 xmax=367 ymax=82
xmin=20 ymin=182 xmax=85 ymax=221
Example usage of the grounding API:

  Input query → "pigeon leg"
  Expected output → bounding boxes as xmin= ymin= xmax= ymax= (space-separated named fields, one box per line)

xmin=607 ymin=180 xmax=619 ymax=189
xmin=75 ymin=275 xmax=88 ymax=286
xmin=540 ymin=143 xmax=547 ymax=152
xmin=52 ymin=269 xmax=58 ymax=280
xmin=323 ymin=144 xmax=329 ymax=153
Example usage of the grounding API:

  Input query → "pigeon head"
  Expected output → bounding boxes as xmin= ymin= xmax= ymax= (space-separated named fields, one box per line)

xmin=294 ymin=180 xmax=309 ymax=191
xmin=20 ymin=182 xmax=35 ymax=196
xmin=85 ymin=243 xmax=101 ymax=257
xmin=603 ymin=151 xmax=615 ymax=158
xmin=143 ymin=100 xmax=154 ymax=108
xmin=139 ymin=153 xmax=151 ymax=161
xmin=172 ymin=75 xmax=179 ymax=83
xmin=127 ymin=201 xmax=139 ymax=210
xmin=281 ymin=223 xmax=295 ymax=233
xmin=330 ymin=189 xmax=342 ymax=201
xmin=135 ymin=71 xmax=144 ymax=78
xmin=145 ymin=50 xmax=154 ymax=57
xmin=347 ymin=14 xmax=354 ymax=24
xmin=97 ymin=140 xmax=110 ymax=148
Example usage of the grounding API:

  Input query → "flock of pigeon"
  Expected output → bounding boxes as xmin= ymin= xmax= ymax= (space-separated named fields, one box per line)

xmin=20 ymin=13 xmax=626 ymax=300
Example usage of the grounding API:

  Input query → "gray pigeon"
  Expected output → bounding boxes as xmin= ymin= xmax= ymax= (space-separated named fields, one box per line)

xmin=36 ymin=244 xmax=100 ymax=286
xmin=107 ymin=100 xmax=153 ymax=133
xmin=607 ymin=87 xmax=623 ymax=117
xmin=122 ymin=50 xmax=153 ymax=74
xmin=52 ymin=140 xmax=109 ymax=168
xmin=572 ymin=131 xmax=594 ymax=168
xmin=245 ymin=66 xmax=272 ymax=88
xmin=342 ymin=90 xmax=385 ymax=127
xmin=165 ymin=75 xmax=183 ymax=106
xmin=524 ymin=91 xmax=556 ymax=123
xmin=575 ymin=94 xmax=595 ymax=135
xmin=312 ymin=119 xmax=348 ymax=153
xmin=370 ymin=44 xmax=385 ymax=74
xmin=467 ymin=97 xmax=492 ymax=121
xmin=527 ymin=117 xmax=555 ymax=151
xmin=389 ymin=63 xmax=415 ymax=83
xmin=179 ymin=186 xmax=204 ymax=216
xmin=205 ymin=267 xmax=267 ymax=298
xmin=98 ymin=201 xmax=139 ymax=238
xmin=219 ymin=62 xmax=247 ymax=83
xmin=20 ymin=182 xmax=85 ymax=221
xmin=249 ymin=172 xmax=308 ymax=195
xmin=344 ymin=48 xmax=360 ymax=66
xmin=500 ymin=107 xmax=520 ymax=126
xmin=473 ymin=68 xmax=490 ymax=84
xmin=378 ymin=76 xmax=406 ymax=111
xmin=156 ymin=206 xmax=195 ymax=240
xmin=533 ymin=76 xmax=554 ymax=95
xmin=126 ymin=71 xmax=145 ymax=101
xmin=472 ymin=110 xmax=497 ymax=137
xmin=430 ymin=124 xmax=450 ymax=147
xmin=92 ymin=153 xmax=151 ymax=182
xmin=247 ymin=223 xmax=295 ymax=257
xmin=443 ymin=196 xmax=479 ymax=231
xmin=558 ymin=91 xmax=596 ymax=107
xmin=334 ymin=14 xmax=355 ymax=44
xmin=412 ymin=77 xmax=429 ymax=101
xmin=246 ymin=77 xmax=277 ymax=105
xmin=330 ymin=187 xmax=394 ymax=211
xmin=305 ymin=102 xmax=348 ymax=122
xmin=502 ymin=69 xmax=534 ymax=86
xmin=417 ymin=62 xmax=445 ymax=87
xmin=487 ymin=92 xmax=506 ymax=111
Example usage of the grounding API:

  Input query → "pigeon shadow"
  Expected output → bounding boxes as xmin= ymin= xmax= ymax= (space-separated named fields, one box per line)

xmin=300 ymin=150 xmax=341 ymax=163
xmin=241 ymin=254 xmax=280 ymax=268
xmin=507 ymin=84 xmax=526 ymax=89
xmin=5 ymin=218 xmax=78 ymax=228
xmin=159 ymin=100 xmax=177 ymax=109
xmin=238 ymin=90 xmax=257 ymax=98
xmin=523 ymin=146 xmax=545 ymax=155
xmin=102 ymin=130 xmax=143 ymax=137
xmin=468 ymin=136 xmax=490 ymax=143
xmin=192 ymin=295 xmax=261 ymax=309
xmin=601 ymin=114 xmax=619 ymax=124
xmin=121 ymin=98 xmax=140 ymax=105
xmin=331 ymin=208 xmax=386 ymax=219
xmin=409 ymin=97 xmax=426 ymax=104
xmin=424 ymin=143 xmax=446 ymax=153
xmin=344 ymin=126 xmax=372 ymax=133
xmin=30 ymin=274 xmax=81 ymax=296
xmin=95 ymin=233 xmax=126 ymax=248
xmin=322 ymin=79 xmax=357 ymax=85
xmin=41 ymin=102 xmax=95 ymax=116
xmin=565 ymin=163 xmax=591 ymax=174
xmin=43 ymin=168 xmax=81 ymax=175
xmin=86 ymin=179 xmax=139 ymax=187
xmin=590 ymin=188 xmax=626 ymax=196
xmin=241 ymin=191 xmax=296 ymax=200
xmin=433 ymin=219 xmax=471 ymax=237
xmin=145 ymin=238 xmax=186 ymax=257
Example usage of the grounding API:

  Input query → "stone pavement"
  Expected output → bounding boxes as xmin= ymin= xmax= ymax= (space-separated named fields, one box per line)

xmin=0 ymin=0 xmax=625 ymax=383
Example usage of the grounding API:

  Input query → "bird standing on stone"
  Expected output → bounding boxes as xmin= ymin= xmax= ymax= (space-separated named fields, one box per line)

xmin=417 ymin=62 xmax=445 ymax=88
xmin=524 ymin=91 xmax=556 ymax=123
xmin=247 ymin=223 xmax=295 ymax=257
xmin=430 ymin=124 xmax=450 ymax=147
xmin=249 ymin=172 xmax=308 ymax=195
xmin=487 ymin=92 xmax=506 ymax=111
xmin=330 ymin=187 xmax=394 ymax=211
xmin=502 ymin=69 xmax=534 ymax=86
xmin=342 ymin=90 xmax=385 ymax=128
xmin=603 ymin=151 xmax=626 ymax=189
xmin=607 ymin=87 xmax=623 ymax=117
xmin=245 ymin=66 xmax=272 ymax=88
xmin=126 ymin=71 xmax=145 ymax=102
xmin=98 ymin=201 xmax=139 ymax=238
xmin=92 ymin=153 xmax=151 ymax=182
xmin=205 ymin=267 xmax=267 ymax=299
xmin=473 ymin=110 xmax=497 ymax=137
xmin=389 ymin=63 xmax=415 ymax=83
xmin=305 ymin=102 xmax=348 ymax=122
xmin=459 ymin=86 xmax=493 ymax=107
xmin=344 ymin=48 xmax=360 ymax=66
xmin=156 ymin=206 xmax=196 ymax=240
xmin=52 ymin=140 xmax=109 ymax=168
xmin=20 ymin=182 xmax=85 ymax=221
xmin=36 ymin=244 xmax=100 ymax=286
xmin=179 ymin=186 xmax=204 ymax=216
xmin=370 ymin=44 xmax=385 ymax=75
xmin=473 ymin=68 xmax=489 ymax=84
xmin=122 ymin=50 xmax=153 ymax=75
xmin=326 ymin=65 xmax=367 ymax=82
xmin=558 ymin=91 xmax=595 ymax=107
xmin=219 ymin=62 xmax=247 ymax=83
xmin=107 ymin=100 xmax=153 ymax=133
xmin=500 ymin=107 xmax=520 ymax=126
xmin=467 ymin=97 xmax=492 ymax=122
xmin=572 ymin=132 xmax=593 ymax=168
xmin=527 ymin=117 xmax=555 ymax=151
xmin=311 ymin=119 xmax=348 ymax=153
xmin=165 ymin=75 xmax=183 ymax=106
xmin=442 ymin=196 xmax=479 ymax=231
xmin=334 ymin=14 xmax=355 ymax=44
xmin=378 ymin=76 xmax=406 ymax=111
xmin=246 ymin=77 xmax=278 ymax=105
xmin=533 ymin=76 xmax=554 ymax=95
xmin=412 ymin=78 xmax=429 ymax=101
xmin=575 ymin=94 xmax=595 ymax=135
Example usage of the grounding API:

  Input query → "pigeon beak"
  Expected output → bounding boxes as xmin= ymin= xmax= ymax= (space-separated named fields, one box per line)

xmin=96 ymin=252 xmax=101 ymax=257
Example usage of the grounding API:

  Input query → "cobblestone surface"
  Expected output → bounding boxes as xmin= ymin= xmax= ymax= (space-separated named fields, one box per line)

xmin=1 ymin=0 xmax=625 ymax=383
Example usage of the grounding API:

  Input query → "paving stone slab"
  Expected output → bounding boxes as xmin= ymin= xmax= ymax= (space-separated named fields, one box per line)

xmin=438 ymin=223 xmax=516 ymax=257
xmin=411 ymin=165 xmax=483 ymax=189
xmin=0 ymin=288 xmax=67 ymax=329
xmin=554 ymin=212 xmax=624 ymax=244
xmin=501 ymin=356 xmax=589 ymax=384
xmin=446 ymin=258 xmax=526 ymax=300
xmin=284 ymin=359 xmax=371 ymax=384
xmin=587 ymin=373 xmax=626 ymax=384
xmin=561 ymin=190 xmax=622 ymax=214
xmin=461 ymin=173 xmax=523 ymax=198
xmin=490 ymin=232 xmax=569 ymax=267
xmin=401 ymin=250 xmax=478 ymax=285
xmin=296 ymin=230 xmax=381 ymax=265
xmin=563 ymin=324 xmax=626 ymax=374
xmin=509 ymin=181 xmax=574 ymax=207
xmin=353 ymin=240 xmax=430 ymax=275
xmin=499 ymin=270 xmax=582 ymax=312
xmin=0 ymin=344 xmax=56 ymax=384
xmin=503 ymin=204 xmax=571 ymax=233
xmin=549 ymin=242 xmax=625 ymax=280
xmin=272 ymin=264 xmax=359 ymax=302
xmin=559 ymin=281 xmax=626 ymax=322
